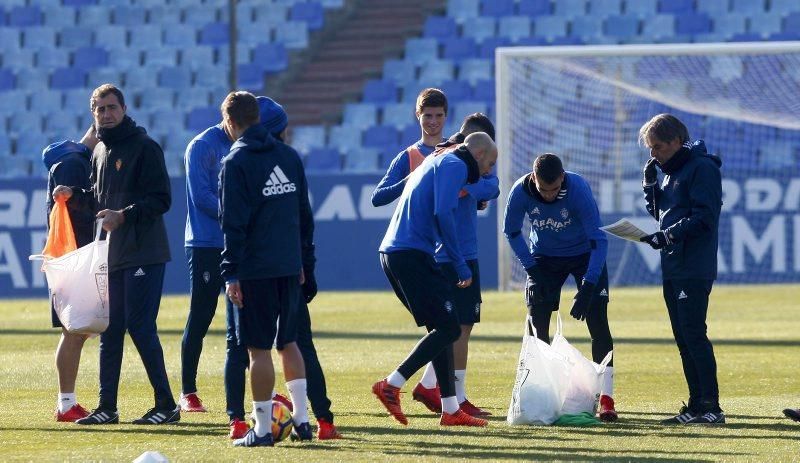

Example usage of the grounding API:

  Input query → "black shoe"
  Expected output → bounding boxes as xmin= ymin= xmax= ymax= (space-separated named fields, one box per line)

xmin=783 ymin=408 xmax=800 ymax=422
xmin=660 ymin=403 xmax=698 ymax=425
xmin=75 ymin=408 xmax=119 ymax=425
xmin=689 ymin=411 xmax=726 ymax=425
xmin=290 ymin=422 xmax=313 ymax=441
xmin=233 ymin=428 xmax=274 ymax=447
xmin=132 ymin=406 xmax=180 ymax=425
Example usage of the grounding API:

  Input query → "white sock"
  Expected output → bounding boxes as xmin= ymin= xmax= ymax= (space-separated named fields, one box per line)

xmin=602 ymin=367 xmax=614 ymax=397
xmin=419 ymin=363 xmax=438 ymax=388
xmin=386 ymin=370 xmax=406 ymax=388
xmin=441 ymin=395 xmax=459 ymax=414
xmin=58 ymin=393 xmax=76 ymax=413
xmin=454 ymin=370 xmax=467 ymax=404
xmin=286 ymin=379 xmax=309 ymax=425
xmin=252 ymin=400 xmax=272 ymax=437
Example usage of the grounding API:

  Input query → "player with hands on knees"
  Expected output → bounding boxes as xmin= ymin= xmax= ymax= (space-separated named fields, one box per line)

xmin=503 ymin=153 xmax=617 ymax=422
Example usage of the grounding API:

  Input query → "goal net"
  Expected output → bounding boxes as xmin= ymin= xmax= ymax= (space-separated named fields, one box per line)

xmin=495 ymin=42 xmax=800 ymax=291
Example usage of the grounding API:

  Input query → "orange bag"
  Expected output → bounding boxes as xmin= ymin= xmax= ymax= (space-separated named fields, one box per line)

xmin=41 ymin=197 xmax=77 ymax=258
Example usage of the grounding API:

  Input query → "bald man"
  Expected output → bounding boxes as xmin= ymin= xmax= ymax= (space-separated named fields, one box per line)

xmin=373 ymin=132 xmax=497 ymax=428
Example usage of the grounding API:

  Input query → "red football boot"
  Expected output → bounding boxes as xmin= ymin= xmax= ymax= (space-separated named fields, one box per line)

xmin=598 ymin=395 xmax=618 ymax=422
xmin=179 ymin=393 xmax=207 ymax=412
xmin=459 ymin=399 xmax=491 ymax=417
xmin=56 ymin=404 xmax=90 ymax=422
xmin=273 ymin=392 xmax=294 ymax=412
xmin=372 ymin=379 xmax=408 ymax=425
xmin=411 ymin=383 xmax=441 ymax=413
xmin=229 ymin=418 xmax=250 ymax=439
xmin=317 ymin=418 xmax=342 ymax=440
xmin=440 ymin=409 xmax=488 ymax=427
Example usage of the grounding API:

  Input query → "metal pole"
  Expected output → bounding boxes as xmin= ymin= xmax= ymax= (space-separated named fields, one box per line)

xmin=228 ymin=0 xmax=237 ymax=92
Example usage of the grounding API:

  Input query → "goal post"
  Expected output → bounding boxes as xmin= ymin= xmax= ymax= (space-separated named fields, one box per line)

xmin=495 ymin=41 xmax=800 ymax=291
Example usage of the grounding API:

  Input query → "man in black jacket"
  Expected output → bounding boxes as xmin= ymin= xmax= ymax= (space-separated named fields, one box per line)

xmin=638 ymin=113 xmax=724 ymax=425
xmin=53 ymin=84 xmax=178 ymax=425
xmin=219 ymin=91 xmax=314 ymax=447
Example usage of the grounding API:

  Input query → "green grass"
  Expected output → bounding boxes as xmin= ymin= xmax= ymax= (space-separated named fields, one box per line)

xmin=1 ymin=285 xmax=799 ymax=462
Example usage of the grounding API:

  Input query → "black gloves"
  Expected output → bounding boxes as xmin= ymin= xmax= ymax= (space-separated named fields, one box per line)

xmin=643 ymin=157 xmax=658 ymax=186
xmin=302 ymin=270 xmax=317 ymax=303
xmin=477 ymin=200 xmax=488 ymax=211
xmin=525 ymin=264 xmax=542 ymax=282
xmin=640 ymin=231 xmax=672 ymax=250
xmin=570 ymin=281 xmax=595 ymax=321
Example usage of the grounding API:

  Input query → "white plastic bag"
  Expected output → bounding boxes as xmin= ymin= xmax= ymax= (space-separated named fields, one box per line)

xmin=507 ymin=317 xmax=571 ymax=425
xmin=551 ymin=313 xmax=613 ymax=416
xmin=31 ymin=223 xmax=109 ymax=335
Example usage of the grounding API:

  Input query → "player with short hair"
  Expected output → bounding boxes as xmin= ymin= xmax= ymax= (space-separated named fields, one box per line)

xmin=411 ymin=113 xmax=499 ymax=417
xmin=219 ymin=91 xmax=314 ymax=447
xmin=371 ymin=88 xmax=447 ymax=207
xmin=503 ymin=153 xmax=617 ymax=422
xmin=639 ymin=113 xmax=724 ymax=425
xmin=373 ymin=132 xmax=497 ymax=428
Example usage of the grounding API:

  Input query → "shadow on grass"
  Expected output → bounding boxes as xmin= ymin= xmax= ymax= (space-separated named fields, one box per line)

xmin=4 ymin=328 xmax=799 ymax=347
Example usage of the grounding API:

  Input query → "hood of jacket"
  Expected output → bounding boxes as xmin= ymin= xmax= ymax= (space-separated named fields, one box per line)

xmin=42 ymin=140 xmax=90 ymax=170
xmin=659 ymin=140 xmax=721 ymax=175
xmin=96 ymin=116 xmax=146 ymax=147
xmin=231 ymin=124 xmax=278 ymax=153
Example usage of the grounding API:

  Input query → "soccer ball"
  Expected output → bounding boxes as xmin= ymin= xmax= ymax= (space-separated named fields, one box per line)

xmin=272 ymin=401 xmax=293 ymax=442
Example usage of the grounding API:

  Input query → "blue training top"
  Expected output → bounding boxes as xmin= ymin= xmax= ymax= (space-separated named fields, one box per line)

xmin=184 ymin=124 xmax=231 ymax=248
xmin=371 ymin=139 xmax=438 ymax=207
xmin=503 ymin=171 xmax=607 ymax=284
xmin=379 ymin=152 xmax=472 ymax=281
xmin=434 ymin=174 xmax=499 ymax=263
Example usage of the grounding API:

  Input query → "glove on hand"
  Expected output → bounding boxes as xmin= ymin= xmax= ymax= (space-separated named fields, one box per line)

xmin=569 ymin=281 xmax=595 ymax=321
xmin=640 ymin=231 xmax=671 ymax=250
xmin=643 ymin=157 xmax=658 ymax=186
xmin=302 ymin=271 xmax=318 ymax=303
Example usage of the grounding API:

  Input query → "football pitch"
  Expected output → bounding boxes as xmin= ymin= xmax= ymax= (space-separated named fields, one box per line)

xmin=1 ymin=285 xmax=798 ymax=462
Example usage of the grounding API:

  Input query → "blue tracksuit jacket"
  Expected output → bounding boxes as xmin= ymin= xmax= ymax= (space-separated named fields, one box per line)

xmin=184 ymin=124 xmax=230 ymax=248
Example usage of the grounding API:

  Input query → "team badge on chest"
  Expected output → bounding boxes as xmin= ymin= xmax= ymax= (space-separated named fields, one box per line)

xmin=115 ymin=158 xmax=122 ymax=171
xmin=560 ymin=208 xmax=569 ymax=219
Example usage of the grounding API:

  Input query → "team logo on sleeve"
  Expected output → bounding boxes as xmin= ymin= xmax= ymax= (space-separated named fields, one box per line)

xmin=561 ymin=208 xmax=569 ymax=219
xmin=262 ymin=165 xmax=296 ymax=196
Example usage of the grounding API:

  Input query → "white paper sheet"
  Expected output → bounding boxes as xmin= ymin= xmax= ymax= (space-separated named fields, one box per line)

xmin=600 ymin=218 xmax=652 ymax=242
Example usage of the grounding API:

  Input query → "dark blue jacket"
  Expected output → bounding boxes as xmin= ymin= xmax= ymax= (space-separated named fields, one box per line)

xmin=219 ymin=124 xmax=312 ymax=283
xmin=44 ymin=140 xmax=94 ymax=247
xmin=644 ymin=140 xmax=722 ymax=280
xmin=184 ymin=124 xmax=230 ymax=248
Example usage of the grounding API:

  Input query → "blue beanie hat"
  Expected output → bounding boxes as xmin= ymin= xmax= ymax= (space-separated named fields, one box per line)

xmin=42 ymin=140 xmax=90 ymax=170
xmin=257 ymin=96 xmax=288 ymax=137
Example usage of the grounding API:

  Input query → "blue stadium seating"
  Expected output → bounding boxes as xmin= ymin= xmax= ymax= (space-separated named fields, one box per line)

xmin=305 ymin=148 xmax=341 ymax=172
xmin=45 ymin=111 xmax=78 ymax=136
xmin=604 ymin=14 xmax=640 ymax=41
xmin=343 ymin=103 xmax=378 ymax=129
xmin=113 ymin=5 xmax=148 ymax=26
xmin=676 ymin=13 xmax=712 ymax=35
xmin=327 ymin=124 xmax=360 ymax=152
xmin=8 ymin=6 xmax=43 ymax=27
xmin=164 ymin=24 xmax=197 ymax=47
xmin=139 ymin=87 xmax=176 ymax=111
xmin=74 ymin=46 xmax=109 ymax=69
xmin=200 ymin=22 xmax=229 ymax=45
xmin=159 ymin=66 xmax=193 ymax=90
xmin=184 ymin=8 xmax=218 ymax=27
xmin=590 ymin=0 xmax=623 ymax=15
xmin=78 ymin=6 xmax=111 ymax=27
xmin=176 ymin=87 xmax=212 ymax=109
xmin=458 ymin=59 xmax=492 ymax=84
xmin=624 ymin=0 xmax=657 ymax=16
xmin=418 ymin=60 xmax=455 ymax=85
xmin=479 ymin=36 xmax=511 ymax=58
xmin=498 ymin=16 xmax=530 ymax=43
xmin=696 ymin=0 xmax=731 ymax=16
xmin=253 ymin=43 xmax=289 ymax=73
xmin=192 ymin=65 xmax=226 ymax=88
xmin=290 ymin=2 xmax=324 ymax=30
xmin=290 ymin=125 xmax=326 ymax=152
xmin=400 ymin=124 xmax=419 ymax=146
xmin=423 ymin=16 xmax=458 ymax=39
xmin=0 ymin=70 xmax=14 ymax=91
xmin=439 ymin=79 xmax=473 ymax=103
xmin=59 ymin=27 xmax=94 ymax=49
xmin=64 ymin=0 xmax=98 ymax=6
xmin=382 ymin=59 xmax=417 ymax=84
xmin=404 ymin=38 xmax=439 ymax=65
xmin=447 ymin=0 xmax=480 ymax=23
xmin=731 ymin=0 xmax=765 ymax=15
xmin=149 ymin=108 xmax=186 ymax=137
xmin=571 ymin=16 xmax=604 ymax=41
xmin=472 ymin=79 xmax=494 ymax=101
xmin=181 ymin=47 xmax=215 ymax=70
xmin=461 ymin=17 xmax=497 ymax=43
xmin=129 ymin=24 xmax=164 ymax=48
xmin=784 ymin=12 xmax=800 ymax=33
xmin=658 ymin=0 xmax=693 ymax=14
xmin=43 ymin=7 xmax=76 ymax=28
xmin=362 ymin=125 xmax=400 ymax=150
xmin=518 ymin=0 xmax=551 ymax=16
xmin=713 ymin=14 xmax=747 ymax=38
xmin=381 ymin=103 xmax=415 ymax=129
xmin=23 ymin=27 xmax=57 ymax=50
xmin=273 ymin=21 xmax=309 ymax=49
xmin=534 ymin=16 xmax=569 ymax=40
xmin=187 ymin=106 xmax=220 ymax=132
xmin=147 ymin=5 xmax=182 ymax=26
xmin=253 ymin=4 xmax=288 ymax=25
xmin=442 ymin=37 xmax=478 ymax=61
xmin=480 ymin=0 xmax=514 ymax=17
xmin=344 ymin=148 xmax=380 ymax=172
xmin=553 ymin=0 xmax=587 ymax=17
xmin=237 ymin=63 xmax=264 ymax=89
xmin=238 ymin=22 xmax=271 ymax=45
xmin=50 ymin=67 xmax=86 ymax=90
xmin=9 ymin=112 xmax=41 ymax=136
xmin=37 ymin=48 xmax=69 ymax=70
xmin=770 ymin=0 xmax=800 ymax=14
xmin=362 ymin=79 xmax=398 ymax=104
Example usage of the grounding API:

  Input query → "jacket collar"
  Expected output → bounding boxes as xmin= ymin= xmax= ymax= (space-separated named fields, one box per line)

xmin=96 ymin=116 xmax=143 ymax=147
xmin=451 ymin=145 xmax=480 ymax=184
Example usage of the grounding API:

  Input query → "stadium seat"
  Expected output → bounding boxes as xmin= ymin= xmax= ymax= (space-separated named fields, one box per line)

xmin=73 ymin=46 xmax=109 ymax=69
xmin=553 ymin=0 xmax=587 ymax=17
xmin=381 ymin=103 xmax=415 ymax=129
xmin=274 ymin=21 xmax=309 ymax=49
xmin=0 ymin=70 xmax=14 ymax=92
xmin=93 ymin=25 xmax=127 ymax=49
xmin=362 ymin=125 xmax=399 ymax=150
xmin=442 ymin=37 xmax=478 ymax=61
xmin=783 ymin=12 xmax=800 ymax=34
xmin=45 ymin=111 xmax=78 ymax=136
xmin=404 ymin=38 xmax=440 ymax=65
xmin=138 ymin=87 xmax=175 ymax=111
xmin=423 ymin=16 xmax=458 ymax=40
xmin=447 ymin=0 xmax=480 ymax=24
xmin=36 ymin=90 xmax=63 ymax=112
xmin=624 ymin=0 xmax=657 ymax=16
xmin=770 ymin=0 xmax=800 ymax=14
xmin=458 ymin=59 xmax=492 ymax=84
xmin=237 ymin=63 xmax=264 ymax=89
xmin=0 ymin=28 xmax=21 ymax=51
xmin=320 ymin=0 xmax=344 ymax=8
xmin=87 ymin=67 xmax=122 ymax=89
xmin=676 ymin=13 xmax=711 ymax=35
xmin=129 ymin=24 xmax=164 ymax=49
xmin=164 ymin=24 xmax=198 ymax=47
xmin=768 ymin=31 xmax=800 ymax=40
xmin=480 ymin=0 xmax=514 ymax=17
xmin=713 ymin=14 xmax=747 ymax=38
xmin=113 ymin=5 xmax=147 ymax=26
xmin=200 ymin=22 xmax=229 ymax=46
xmin=418 ymin=59 xmax=455 ymax=85
xmin=382 ymin=59 xmax=417 ymax=84
xmin=640 ymin=14 xmax=675 ymax=41
xmin=125 ymin=66 xmax=158 ymax=88
xmin=439 ymin=79 xmax=473 ymax=103
xmin=77 ymin=6 xmax=110 ymax=27
xmin=187 ymin=106 xmax=220 ymax=132
xmin=534 ymin=16 xmax=568 ymax=40
xmin=8 ymin=112 xmax=41 ymax=136
xmin=461 ymin=17 xmax=497 ymax=44
xmin=571 ymin=16 xmax=604 ymax=41
xmin=344 ymin=147 xmax=380 ymax=172
xmin=8 ymin=6 xmax=43 ymax=27
xmin=729 ymin=32 xmax=762 ymax=41
xmin=0 ymin=134 xmax=11 ymax=156
xmin=732 ymin=0 xmax=765 ymax=14
xmin=59 ymin=27 xmax=94 ymax=50
xmin=216 ymin=44 xmax=254 ymax=66
xmin=22 ymin=26 xmax=56 ymax=50
xmin=253 ymin=43 xmax=289 ymax=74
xmin=471 ymin=78 xmax=494 ymax=101
xmin=696 ymin=0 xmax=731 ymax=16
xmin=238 ymin=22 xmax=272 ymax=45
xmin=0 ymin=156 xmax=31 ymax=178
xmin=362 ymin=79 xmax=398 ymax=104
xmin=657 ymin=0 xmax=693 ymax=14
xmin=176 ymin=87 xmax=211 ymax=109
xmin=305 ymin=148 xmax=341 ymax=172
xmin=400 ymin=124 xmax=419 ymax=145
xmin=343 ymin=103 xmax=378 ymax=129
xmin=149 ymin=108 xmax=186 ymax=137
xmin=64 ymin=0 xmax=97 ymax=5
xmin=290 ymin=125 xmax=326 ymax=152
xmin=0 ymin=91 xmax=26 ymax=118
xmin=290 ymin=2 xmax=324 ymax=30
xmin=253 ymin=4 xmax=289 ymax=25
xmin=184 ymin=8 xmax=218 ymax=27
xmin=402 ymin=81 xmax=429 ymax=102
xmin=604 ymin=15 xmax=640 ymax=41
xmin=497 ymin=16 xmax=530 ymax=43
xmin=50 ymin=67 xmax=86 ymax=90
xmin=107 ymin=49 xmax=141 ymax=70
xmin=43 ymin=6 xmax=76 ymax=28
xmin=590 ymin=0 xmax=623 ymax=15
xmin=181 ymin=47 xmax=215 ymax=71
xmin=517 ymin=0 xmax=551 ymax=16
xmin=327 ymin=124 xmax=360 ymax=152
xmin=479 ymin=36 xmax=511 ymax=58
xmin=193 ymin=65 xmax=227 ymax=88
xmin=147 ymin=5 xmax=182 ymax=26
xmin=36 ymin=48 xmax=69 ymax=70
xmin=159 ymin=66 xmax=193 ymax=90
